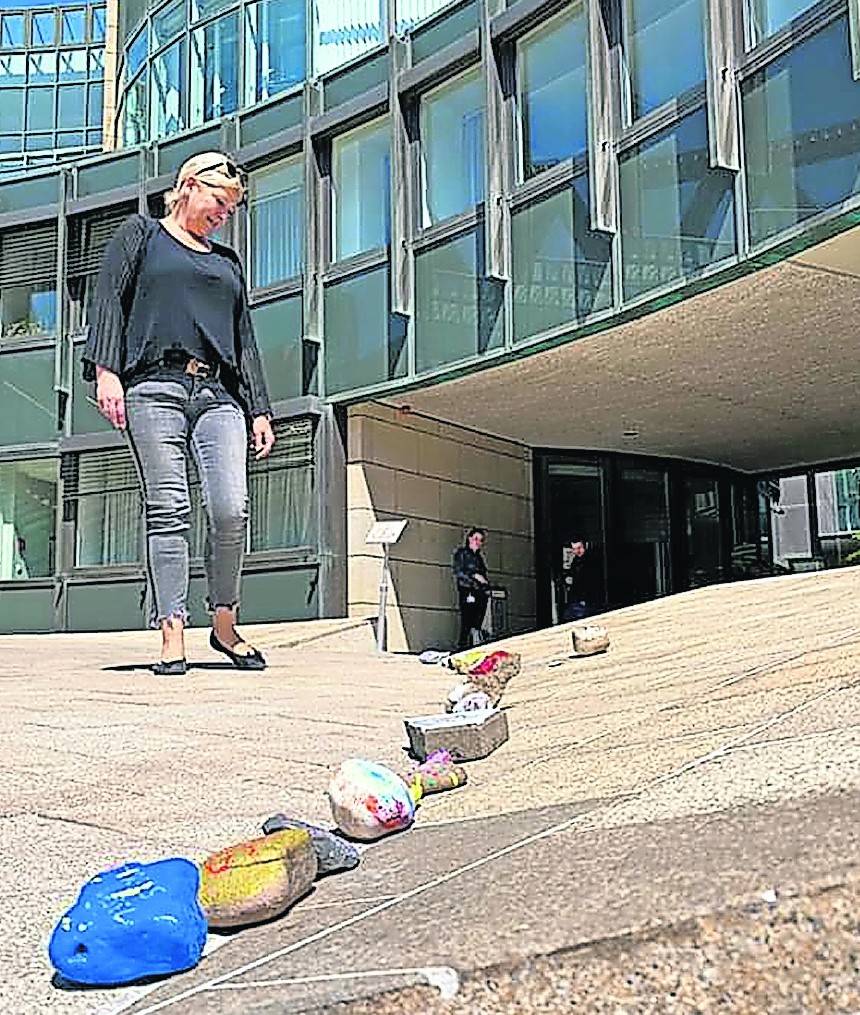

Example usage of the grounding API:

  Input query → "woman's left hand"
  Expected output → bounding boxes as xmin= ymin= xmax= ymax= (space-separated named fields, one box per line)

xmin=252 ymin=416 xmax=275 ymax=459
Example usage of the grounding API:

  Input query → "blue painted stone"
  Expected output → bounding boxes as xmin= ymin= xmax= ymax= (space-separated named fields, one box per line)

xmin=49 ymin=858 xmax=207 ymax=987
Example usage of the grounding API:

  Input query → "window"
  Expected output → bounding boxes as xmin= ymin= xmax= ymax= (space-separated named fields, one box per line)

xmin=624 ymin=0 xmax=706 ymax=119
xmin=0 ymin=88 xmax=23 ymax=132
xmin=324 ymin=267 xmax=399 ymax=393
xmin=332 ymin=117 xmax=390 ymax=261
xmin=123 ymin=73 xmax=148 ymax=145
xmin=248 ymin=418 xmax=316 ymax=551
xmin=0 ymin=14 xmax=25 ymax=49
xmin=248 ymin=155 xmax=303 ymax=288
xmin=28 ymin=52 xmax=56 ymax=84
xmin=62 ymin=10 xmax=86 ymax=45
xmin=245 ymin=0 xmax=305 ymax=104
xmin=150 ymin=38 xmax=186 ymax=138
xmin=59 ymin=84 xmax=86 ymax=128
xmin=151 ymin=0 xmax=185 ymax=51
xmin=747 ymin=0 xmax=820 ymax=45
xmin=87 ymin=82 xmax=103 ymax=127
xmin=517 ymin=4 xmax=588 ymax=180
xmin=91 ymin=6 xmax=106 ymax=43
xmin=420 ymin=68 xmax=485 ymax=226
xmin=742 ymin=16 xmax=860 ymax=246
xmin=511 ymin=174 xmax=613 ymax=341
xmin=190 ymin=11 xmax=240 ymax=126
xmin=414 ymin=228 xmax=505 ymax=372
xmin=127 ymin=28 xmax=147 ymax=76
xmin=89 ymin=49 xmax=104 ymax=79
xmin=26 ymin=88 xmax=54 ymax=132
xmin=0 ymin=54 xmax=26 ymax=86
xmin=0 ymin=346 xmax=56 ymax=444
xmin=71 ymin=450 xmax=142 ymax=566
xmin=0 ymin=459 xmax=56 ymax=580
xmin=58 ymin=49 xmax=88 ymax=82
xmin=31 ymin=12 xmax=57 ymax=47
xmin=619 ymin=108 xmax=736 ymax=300
xmin=191 ymin=0 xmax=234 ymax=22
xmin=1 ymin=282 xmax=56 ymax=337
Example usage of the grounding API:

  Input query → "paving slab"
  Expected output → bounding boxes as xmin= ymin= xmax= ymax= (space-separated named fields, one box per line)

xmin=5 ymin=569 xmax=860 ymax=1013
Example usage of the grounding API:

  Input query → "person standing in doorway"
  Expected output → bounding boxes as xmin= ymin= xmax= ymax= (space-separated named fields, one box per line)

xmin=82 ymin=151 xmax=275 ymax=676
xmin=561 ymin=537 xmax=600 ymax=622
xmin=453 ymin=527 xmax=490 ymax=650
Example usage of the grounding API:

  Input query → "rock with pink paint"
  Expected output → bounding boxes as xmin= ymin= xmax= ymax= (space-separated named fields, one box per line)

xmin=327 ymin=758 xmax=416 ymax=840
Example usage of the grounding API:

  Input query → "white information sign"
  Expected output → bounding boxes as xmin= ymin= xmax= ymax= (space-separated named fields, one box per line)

xmin=365 ymin=519 xmax=408 ymax=545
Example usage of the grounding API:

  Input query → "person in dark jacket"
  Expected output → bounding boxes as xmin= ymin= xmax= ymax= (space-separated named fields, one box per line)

xmin=560 ymin=537 xmax=601 ymax=622
xmin=82 ymin=151 xmax=274 ymax=676
xmin=453 ymin=527 xmax=490 ymax=650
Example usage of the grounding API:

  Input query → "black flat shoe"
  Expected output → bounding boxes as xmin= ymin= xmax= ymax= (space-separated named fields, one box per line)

xmin=209 ymin=630 xmax=266 ymax=670
xmin=151 ymin=658 xmax=187 ymax=676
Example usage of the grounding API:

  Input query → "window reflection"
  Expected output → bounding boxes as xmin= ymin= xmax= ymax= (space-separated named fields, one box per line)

xmin=150 ymin=38 xmax=185 ymax=138
xmin=619 ymin=108 xmax=736 ymax=300
xmin=420 ymin=68 xmax=485 ymax=226
xmin=517 ymin=4 xmax=587 ymax=179
xmin=1 ymin=14 xmax=25 ymax=49
xmin=512 ymin=175 xmax=613 ymax=341
xmin=123 ymin=73 xmax=147 ymax=145
xmin=0 ymin=459 xmax=57 ymax=580
xmin=190 ymin=11 xmax=239 ymax=125
xmin=332 ymin=118 xmax=391 ymax=261
xmin=0 ymin=282 xmax=56 ymax=337
xmin=624 ymin=0 xmax=705 ymax=118
xmin=249 ymin=155 xmax=304 ymax=288
xmin=742 ymin=16 xmax=860 ymax=246
xmin=245 ymin=0 xmax=305 ymax=103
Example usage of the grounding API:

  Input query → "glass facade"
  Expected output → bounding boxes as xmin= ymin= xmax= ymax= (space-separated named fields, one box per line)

xmin=150 ymin=37 xmax=186 ymax=137
xmin=190 ymin=11 xmax=239 ymax=126
xmin=742 ymin=16 xmax=860 ymax=247
xmin=0 ymin=2 xmax=105 ymax=175
xmin=331 ymin=117 xmax=391 ymax=262
xmin=619 ymin=108 xmax=736 ymax=300
xmin=624 ymin=0 xmax=706 ymax=118
xmin=517 ymin=4 xmax=588 ymax=180
xmin=420 ymin=69 xmax=485 ymax=226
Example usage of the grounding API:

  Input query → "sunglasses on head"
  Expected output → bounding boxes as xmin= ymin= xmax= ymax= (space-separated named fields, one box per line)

xmin=192 ymin=159 xmax=248 ymax=207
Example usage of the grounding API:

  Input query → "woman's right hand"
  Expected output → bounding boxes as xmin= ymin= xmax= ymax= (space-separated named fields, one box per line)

xmin=96 ymin=366 xmax=126 ymax=429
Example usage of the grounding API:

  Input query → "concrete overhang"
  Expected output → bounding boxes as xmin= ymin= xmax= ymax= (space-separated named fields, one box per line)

xmin=385 ymin=226 xmax=860 ymax=474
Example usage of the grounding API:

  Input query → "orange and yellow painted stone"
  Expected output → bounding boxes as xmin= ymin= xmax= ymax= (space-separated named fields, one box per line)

xmin=198 ymin=829 xmax=317 ymax=929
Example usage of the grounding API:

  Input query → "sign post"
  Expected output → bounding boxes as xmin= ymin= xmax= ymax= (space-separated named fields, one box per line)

xmin=365 ymin=519 xmax=408 ymax=653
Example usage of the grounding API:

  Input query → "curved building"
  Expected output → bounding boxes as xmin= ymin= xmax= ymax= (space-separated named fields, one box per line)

xmin=0 ymin=0 xmax=108 ymax=175
xmin=1 ymin=0 xmax=860 ymax=648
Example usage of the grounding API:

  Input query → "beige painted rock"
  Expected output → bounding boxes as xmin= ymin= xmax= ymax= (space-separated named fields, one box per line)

xmin=572 ymin=624 xmax=610 ymax=655
xmin=198 ymin=829 xmax=317 ymax=929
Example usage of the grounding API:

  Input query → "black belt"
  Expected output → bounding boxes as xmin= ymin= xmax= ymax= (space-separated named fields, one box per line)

xmin=160 ymin=352 xmax=220 ymax=379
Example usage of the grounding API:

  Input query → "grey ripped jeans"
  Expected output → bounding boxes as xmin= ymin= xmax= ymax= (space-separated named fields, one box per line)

xmin=125 ymin=372 xmax=248 ymax=627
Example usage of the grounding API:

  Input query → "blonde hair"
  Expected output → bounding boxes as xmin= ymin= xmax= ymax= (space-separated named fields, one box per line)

xmin=164 ymin=151 xmax=245 ymax=213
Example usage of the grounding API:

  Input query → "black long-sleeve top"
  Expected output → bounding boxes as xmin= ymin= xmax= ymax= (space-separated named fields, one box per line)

xmin=453 ymin=545 xmax=489 ymax=591
xmin=82 ymin=214 xmax=272 ymax=420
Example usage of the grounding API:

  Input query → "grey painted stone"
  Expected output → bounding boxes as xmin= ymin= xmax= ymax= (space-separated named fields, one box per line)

xmin=261 ymin=815 xmax=361 ymax=875
xmin=405 ymin=708 xmax=509 ymax=762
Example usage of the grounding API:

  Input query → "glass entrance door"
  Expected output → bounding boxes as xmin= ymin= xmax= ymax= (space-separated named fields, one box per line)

xmin=545 ymin=462 xmax=607 ymax=622
xmin=616 ymin=465 xmax=671 ymax=604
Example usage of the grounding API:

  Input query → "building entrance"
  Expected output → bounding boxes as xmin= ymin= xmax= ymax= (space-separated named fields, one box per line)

xmin=534 ymin=449 xmax=772 ymax=628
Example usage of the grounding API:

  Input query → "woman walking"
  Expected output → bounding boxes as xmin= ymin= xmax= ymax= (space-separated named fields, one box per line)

xmin=82 ymin=151 xmax=275 ymax=675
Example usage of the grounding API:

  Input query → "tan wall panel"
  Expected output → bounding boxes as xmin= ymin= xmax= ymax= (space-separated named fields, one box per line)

xmin=346 ymin=401 xmax=536 ymax=652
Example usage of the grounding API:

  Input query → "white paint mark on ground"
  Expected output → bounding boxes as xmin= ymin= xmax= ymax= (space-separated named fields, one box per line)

xmin=209 ymin=964 xmax=460 ymax=999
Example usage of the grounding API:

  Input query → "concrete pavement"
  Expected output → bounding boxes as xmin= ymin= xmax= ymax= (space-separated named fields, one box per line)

xmin=4 ymin=568 xmax=860 ymax=1013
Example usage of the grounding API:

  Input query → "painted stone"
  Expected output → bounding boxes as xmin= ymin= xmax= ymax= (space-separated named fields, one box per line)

xmin=198 ymin=829 xmax=317 ymax=929
xmin=328 ymin=759 xmax=416 ymax=840
xmin=572 ymin=624 xmax=609 ymax=655
xmin=452 ymin=690 xmax=493 ymax=713
xmin=405 ymin=749 xmax=468 ymax=799
xmin=446 ymin=650 xmax=521 ymax=706
xmin=260 ymin=815 xmax=360 ymax=875
xmin=48 ymin=858 xmax=206 ymax=987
